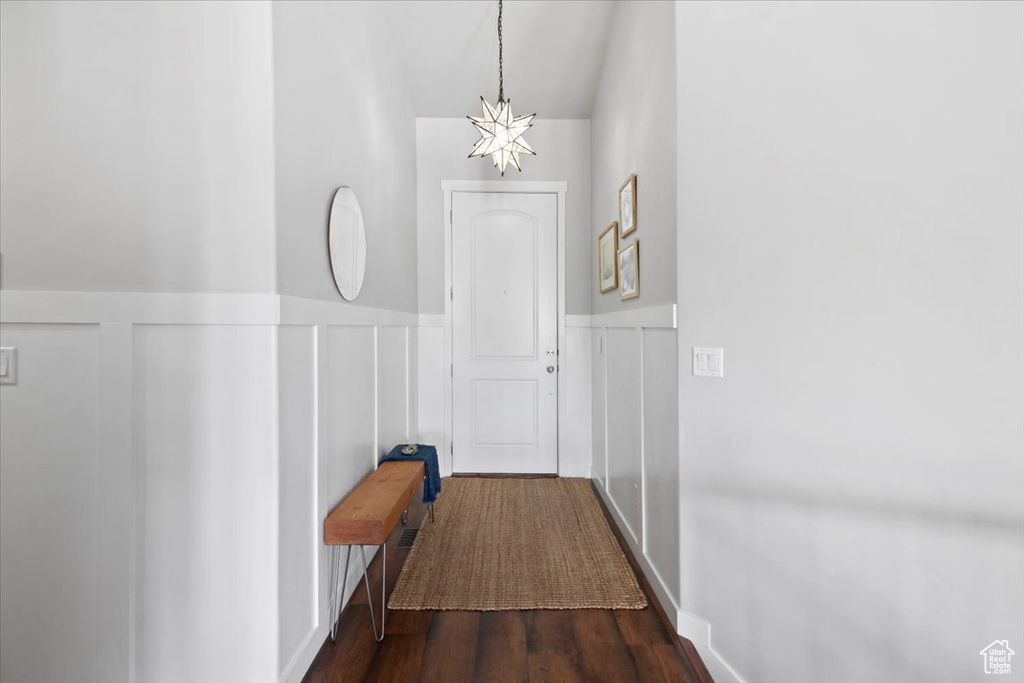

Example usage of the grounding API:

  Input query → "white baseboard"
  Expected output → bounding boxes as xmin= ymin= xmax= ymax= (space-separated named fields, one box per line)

xmin=675 ymin=611 xmax=745 ymax=683
xmin=558 ymin=464 xmax=592 ymax=478
xmin=592 ymin=483 xmax=678 ymax=621
xmin=280 ymin=546 xmax=379 ymax=683
xmin=279 ymin=624 xmax=320 ymax=683
xmin=593 ymin=481 xmax=745 ymax=683
xmin=675 ymin=610 xmax=710 ymax=644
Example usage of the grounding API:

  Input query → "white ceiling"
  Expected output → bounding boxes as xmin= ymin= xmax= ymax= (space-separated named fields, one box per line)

xmin=380 ymin=0 xmax=618 ymax=119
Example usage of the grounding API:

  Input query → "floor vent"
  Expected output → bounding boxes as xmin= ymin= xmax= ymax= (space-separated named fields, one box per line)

xmin=396 ymin=528 xmax=419 ymax=548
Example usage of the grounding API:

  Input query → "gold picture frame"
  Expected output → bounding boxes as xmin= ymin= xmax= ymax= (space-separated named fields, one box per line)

xmin=618 ymin=240 xmax=639 ymax=300
xmin=598 ymin=221 xmax=619 ymax=293
xmin=618 ymin=174 xmax=637 ymax=236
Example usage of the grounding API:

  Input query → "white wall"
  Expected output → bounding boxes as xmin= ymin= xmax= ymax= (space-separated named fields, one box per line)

xmin=415 ymin=118 xmax=592 ymax=315
xmin=675 ymin=2 xmax=1024 ymax=681
xmin=586 ymin=0 xmax=683 ymax=644
xmin=0 ymin=2 xmax=280 ymax=681
xmin=273 ymin=1 xmax=418 ymax=312
xmin=271 ymin=4 xmax=421 ymax=676
xmin=0 ymin=2 xmax=422 ymax=682
xmin=589 ymin=0 xmax=677 ymax=314
xmin=0 ymin=1 xmax=276 ymax=294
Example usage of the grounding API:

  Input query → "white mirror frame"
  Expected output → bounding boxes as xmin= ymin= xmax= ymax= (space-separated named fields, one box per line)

xmin=328 ymin=186 xmax=367 ymax=301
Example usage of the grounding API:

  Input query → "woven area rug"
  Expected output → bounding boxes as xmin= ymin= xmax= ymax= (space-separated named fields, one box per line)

xmin=387 ymin=477 xmax=647 ymax=611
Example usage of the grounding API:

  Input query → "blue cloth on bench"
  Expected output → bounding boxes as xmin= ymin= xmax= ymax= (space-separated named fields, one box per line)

xmin=380 ymin=444 xmax=441 ymax=504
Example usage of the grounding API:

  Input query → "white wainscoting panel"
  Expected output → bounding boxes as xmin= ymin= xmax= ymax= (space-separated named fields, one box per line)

xmin=0 ymin=324 xmax=102 ymax=683
xmin=558 ymin=326 xmax=593 ymax=478
xmin=279 ymin=296 xmax=418 ymax=328
xmin=0 ymin=292 xmax=277 ymax=325
xmin=277 ymin=326 xmax=318 ymax=681
xmin=313 ymin=323 xmax=392 ymax=662
xmin=134 ymin=324 xmax=278 ymax=683
xmin=591 ymin=328 xmax=607 ymax=487
xmin=407 ymin=327 xmax=419 ymax=442
xmin=284 ymin=320 xmax=418 ymax=682
xmin=377 ymin=326 xmax=410 ymax=455
xmin=589 ymin=303 xmax=676 ymax=330
xmin=97 ymin=323 xmax=134 ymax=683
xmin=604 ymin=327 xmax=644 ymax=545
xmin=324 ymin=326 xmax=377 ymax=500
xmin=642 ymin=328 xmax=680 ymax=606
xmin=0 ymin=294 xmax=421 ymax=683
xmin=416 ymin=324 xmax=447 ymax=474
xmin=589 ymin=305 xmax=682 ymax=642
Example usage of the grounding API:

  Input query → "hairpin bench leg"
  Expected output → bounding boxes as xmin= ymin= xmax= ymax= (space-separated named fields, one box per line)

xmin=360 ymin=544 xmax=386 ymax=642
xmin=329 ymin=545 xmax=352 ymax=642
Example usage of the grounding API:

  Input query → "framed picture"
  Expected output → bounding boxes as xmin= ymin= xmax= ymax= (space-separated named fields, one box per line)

xmin=598 ymin=221 xmax=619 ymax=293
xmin=618 ymin=174 xmax=637 ymax=236
xmin=618 ymin=240 xmax=639 ymax=300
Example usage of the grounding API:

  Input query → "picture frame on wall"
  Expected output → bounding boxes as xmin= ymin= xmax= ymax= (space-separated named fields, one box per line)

xmin=618 ymin=174 xmax=637 ymax=236
xmin=598 ymin=221 xmax=619 ymax=293
xmin=618 ymin=240 xmax=639 ymax=300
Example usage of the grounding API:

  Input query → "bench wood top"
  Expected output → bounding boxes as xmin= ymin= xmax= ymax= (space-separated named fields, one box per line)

xmin=324 ymin=461 xmax=425 ymax=546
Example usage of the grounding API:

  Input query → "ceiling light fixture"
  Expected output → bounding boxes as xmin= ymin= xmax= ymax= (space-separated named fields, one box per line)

xmin=468 ymin=0 xmax=535 ymax=176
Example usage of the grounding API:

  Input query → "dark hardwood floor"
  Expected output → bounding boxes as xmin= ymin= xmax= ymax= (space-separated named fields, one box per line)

xmin=303 ymin=481 xmax=713 ymax=683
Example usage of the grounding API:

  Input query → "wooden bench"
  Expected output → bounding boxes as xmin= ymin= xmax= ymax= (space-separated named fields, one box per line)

xmin=324 ymin=461 xmax=425 ymax=642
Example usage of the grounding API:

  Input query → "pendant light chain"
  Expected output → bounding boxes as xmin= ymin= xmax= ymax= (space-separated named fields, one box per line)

xmin=467 ymin=0 xmax=535 ymax=175
xmin=497 ymin=0 xmax=504 ymax=103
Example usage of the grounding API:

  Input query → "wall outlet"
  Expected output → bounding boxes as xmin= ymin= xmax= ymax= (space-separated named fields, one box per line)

xmin=693 ymin=347 xmax=724 ymax=378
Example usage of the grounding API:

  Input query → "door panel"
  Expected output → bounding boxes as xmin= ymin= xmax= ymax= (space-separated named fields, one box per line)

xmin=452 ymin=192 xmax=557 ymax=474
xmin=471 ymin=218 xmax=536 ymax=359
xmin=472 ymin=380 xmax=537 ymax=446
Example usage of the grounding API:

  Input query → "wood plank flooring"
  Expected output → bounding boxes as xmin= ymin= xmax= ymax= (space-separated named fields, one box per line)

xmin=303 ymin=481 xmax=713 ymax=683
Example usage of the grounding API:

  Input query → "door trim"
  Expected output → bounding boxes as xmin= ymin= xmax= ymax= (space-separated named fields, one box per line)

xmin=441 ymin=181 xmax=568 ymax=476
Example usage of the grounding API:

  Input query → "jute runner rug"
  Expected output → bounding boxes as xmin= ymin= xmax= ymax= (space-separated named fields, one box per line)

xmin=387 ymin=477 xmax=647 ymax=611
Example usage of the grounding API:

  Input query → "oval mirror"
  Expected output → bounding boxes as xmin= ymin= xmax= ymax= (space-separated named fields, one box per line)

xmin=328 ymin=187 xmax=367 ymax=301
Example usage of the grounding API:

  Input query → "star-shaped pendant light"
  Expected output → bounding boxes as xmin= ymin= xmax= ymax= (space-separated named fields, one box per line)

xmin=468 ymin=97 xmax=535 ymax=174
xmin=468 ymin=0 xmax=536 ymax=175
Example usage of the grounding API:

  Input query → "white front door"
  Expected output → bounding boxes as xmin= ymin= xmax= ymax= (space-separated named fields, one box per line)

xmin=451 ymin=192 xmax=558 ymax=474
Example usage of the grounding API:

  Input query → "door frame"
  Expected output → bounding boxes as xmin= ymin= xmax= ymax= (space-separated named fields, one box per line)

xmin=441 ymin=180 xmax=568 ymax=476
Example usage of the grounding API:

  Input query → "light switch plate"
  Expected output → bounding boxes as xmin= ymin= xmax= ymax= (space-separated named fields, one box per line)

xmin=693 ymin=347 xmax=724 ymax=378
xmin=0 ymin=347 xmax=16 ymax=385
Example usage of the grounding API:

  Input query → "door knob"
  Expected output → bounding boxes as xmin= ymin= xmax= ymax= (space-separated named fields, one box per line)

xmin=547 ymin=366 xmax=555 ymax=373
